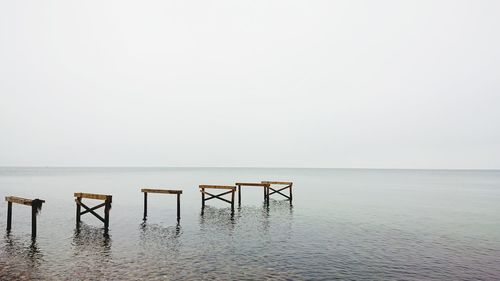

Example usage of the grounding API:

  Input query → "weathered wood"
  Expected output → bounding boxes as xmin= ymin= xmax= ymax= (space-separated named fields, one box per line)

xmin=31 ymin=205 xmax=37 ymax=237
xmin=176 ymin=193 xmax=181 ymax=221
xmin=200 ymin=185 xmax=236 ymax=210
xmin=199 ymin=185 xmax=236 ymax=190
xmin=141 ymin=188 xmax=182 ymax=221
xmin=74 ymin=193 xmax=112 ymax=229
xmin=76 ymin=197 xmax=81 ymax=225
xmin=201 ymin=190 xmax=234 ymax=204
xmin=201 ymin=188 xmax=205 ymax=208
xmin=73 ymin=192 xmax=111 ymax=201
xmin=104 ymin=198 xmax=111 ymax=229
xmin=141 ymin=188 xmax=183 ymax=194
xmin=76 ymin=200 xmax=106 ymax=223
xmin=7 ymin=202 xmax=12 ymax=231
xmin=5 ymin=196 xmax=44 ymax=237
xmin=143 ymin=192 xmax=148 ymax=220
xmin=262 ymin=181 xmax=293 ymax=202
xmin=235 ymin=183 xmax=269 ymax=187
xmin=261 ymin=181 xmax=292 ymax=185
xmin=80 ymin=202 xmax=106 ymax=215
xmin=236 ymin=182 xmax=270 ymax=205
xmin=5 ymin=196 xmax=46 ymax=206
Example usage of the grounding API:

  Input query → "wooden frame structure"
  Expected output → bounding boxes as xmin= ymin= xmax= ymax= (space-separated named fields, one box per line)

xmin=75 ymin=192 xmax=112 ymax=230
xmin=5 ymin=196 xmax=45 ymax=237
xmin=261 ymin=181 xmax=293 ymax=202
xmin=141 ymin=188 xmax=182 ymax=221
xmin=199 ymin=185 xmax=236 ymax=211
xmin=235 ymin=182 xmax=270 ymax=205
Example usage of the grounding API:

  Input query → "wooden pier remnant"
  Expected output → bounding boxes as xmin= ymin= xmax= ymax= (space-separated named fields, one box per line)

xmin=261 ymin=181 xmax=293 ymax=202
xmin=141 ymin=188 xmax=182 ymax=221
xmin=74 ymin=192 xmax=112 ymax=229
xmin=5 ymin=196 xmax=45 ymax=237
xmin=199 ymin=185 xmax=236 ymax=211
xmin=235 ymin=182 xmax=270 ymax=205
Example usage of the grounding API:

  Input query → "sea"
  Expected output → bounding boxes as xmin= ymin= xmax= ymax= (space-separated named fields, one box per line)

xmin=0 ymin=167 xmax=499 ymax=280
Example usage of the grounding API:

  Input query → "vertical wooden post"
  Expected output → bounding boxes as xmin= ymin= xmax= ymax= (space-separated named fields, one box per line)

xmin=202 ymin=187 xmax=205 ymax=208
xmin=76 ymin=197 xmax=81 ymax=226
xmin=143 ymin=192 xmax=148 ymax=220
xmin=31 ymin=204 xmax=37 ymax=237
xmin=7 ymin=202 xmax=12 ymax=231
xmin=231 ymin=189 xmax=235 ymax=212
xmin=238 ymin=185 xmax=241 ymax=205
xmin=104 ymin=198 xmax=110 ymax=230
xmin=266 ymin=186 xmax=270 ymax=204
xmin=176 ymin=193 xmax=180 ymax=221
xmin=289 ymin=183 xmax=293 ymax=202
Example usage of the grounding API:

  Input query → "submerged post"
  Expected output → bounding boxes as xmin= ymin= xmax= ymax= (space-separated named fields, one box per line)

xmin=5 ymin=196 xmax=45 ymax=237
xmin=6 ymin=201 xmax=12 ymax=231
xmin=74 ymin=192 xmax=113 ymax=230
xmin=140 ymin=189 xmax=183 ymax=221
xmin=199 ymin=185 xmax=236 ymax=213
xmin=143 ymin=192 xmax=148 ymax=220
xmin=177 ymin=193 xmax=181 ymax=221
xmin=76 ymin=196 xmax=81 ymax=226
xmin=261 ymin=181 xmax=293 ymax=202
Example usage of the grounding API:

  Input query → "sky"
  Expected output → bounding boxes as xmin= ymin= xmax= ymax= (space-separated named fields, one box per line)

xmin=1 ymin=0 xmax=499 ymax=169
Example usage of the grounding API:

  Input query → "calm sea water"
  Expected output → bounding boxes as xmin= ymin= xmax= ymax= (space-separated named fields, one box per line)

xmin=0 ymin=168 xmax=499 ymax=280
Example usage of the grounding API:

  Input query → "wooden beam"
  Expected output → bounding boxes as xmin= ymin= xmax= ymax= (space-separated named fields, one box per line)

xmin=199 ymin=185 xmax=236 ymax=190
xmin=141 ymin=188 xmax=183 ymax=194
xmin=235 ymin=183 xmax=270 ymax=187
xmin=261 ymin=181 xmax=293 ymax=185
xmin=5 ymin=196 xmax=45 ymax=206
xmin=74 ymin=192 xmax=111 ymax=201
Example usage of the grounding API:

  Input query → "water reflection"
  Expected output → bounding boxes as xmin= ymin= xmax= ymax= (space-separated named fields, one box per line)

xmin=199 ymin=206 xmax=238 ymax=234
xmin=138 ymin=222 xmax=182 ymax=255
xmin=1 ymin=233 xmax=43 ymax=279
xmin=72 ymin=223 xmax=112 ymax=259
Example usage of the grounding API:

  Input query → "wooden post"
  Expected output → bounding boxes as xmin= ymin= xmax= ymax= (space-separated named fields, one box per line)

xmin=104 ymin=197 xmax=111 ymax=230
xmin=74 ymin=193 xmax=112 ymax=230
xmin=76 ymin=196 xmax=81 ymax=226
xmin=176 ymin=193 xmax=180 ymax=221
xmin=202 ymin=187 xmax=205 ymax=208
xmin=199 ymin=185 xmax=236 ymax=211
xmin=140 ymin=189 xmax=183 ymax=221
xmin=5 ymin=196 xmax=45 ymax=237
xmin=238 ymin=185 xmax=241 ymax=205
xmin=231 ymin=189 xmax=235 ymax=212
xmin=7 ymin=201 xmax=12 ymax=231
xmin=289 ymin=183 xmax=293 ymax=202
xmin=143 ymin=192 xmax=148 ymax=220
xmin=31 ymin=204 xmax=37 ymax=237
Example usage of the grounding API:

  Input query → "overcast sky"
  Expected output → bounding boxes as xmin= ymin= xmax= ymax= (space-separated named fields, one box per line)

xmin=1 ymin=0 xmax=499 ymax=169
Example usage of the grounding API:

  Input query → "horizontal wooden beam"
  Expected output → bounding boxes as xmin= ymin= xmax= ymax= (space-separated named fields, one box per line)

xmin=261 ymin=181 xmax=293 ymax=185
xmin=74 ymin=192 xmax=112 ymax=201
xmin=141 ymin=188 xmax=182 ymax=194
xmin=5 ymin=196 xmax=45 ymax=206
xmin=235 ymin=182 xmax=269 ymax=187
xmin=199 ymin=185 xmax=236 ymax=190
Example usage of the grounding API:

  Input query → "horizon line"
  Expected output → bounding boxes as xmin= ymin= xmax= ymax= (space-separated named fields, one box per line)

xmin=0 ymin=166 xmax=499 ymax=171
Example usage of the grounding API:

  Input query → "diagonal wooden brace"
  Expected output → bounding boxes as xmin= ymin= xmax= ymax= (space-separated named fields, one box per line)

xmin=268 ymin=186 xmax=291 ymax=198
xmin=75 ymin=200 xmax=106 ymax=223
xmin=201 ymin=190 xmax=233 ymax=204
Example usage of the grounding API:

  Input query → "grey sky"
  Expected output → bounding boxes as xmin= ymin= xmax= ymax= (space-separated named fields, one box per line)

xmin=1 ymin=0 xmax=499 ymax=169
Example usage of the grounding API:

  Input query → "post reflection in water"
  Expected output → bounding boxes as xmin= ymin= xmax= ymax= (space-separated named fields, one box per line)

xmin=199 ymin=206 xmax=238 ymax=234
xmin=72 ymin=223 xmax=112 ymax=262
xmin=1 ymin=233 xmax=44 ymax=279
xmin=139 ymin=221 xmax=182 ymax=254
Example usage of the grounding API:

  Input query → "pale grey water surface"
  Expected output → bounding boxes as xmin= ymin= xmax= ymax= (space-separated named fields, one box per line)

xmin=0 ymin=168 xmax=499 ymax=280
